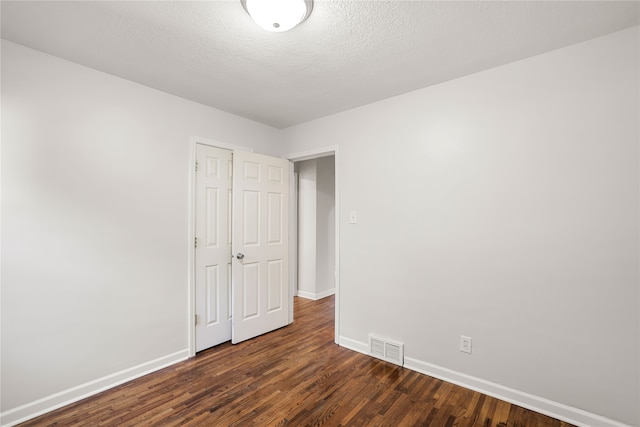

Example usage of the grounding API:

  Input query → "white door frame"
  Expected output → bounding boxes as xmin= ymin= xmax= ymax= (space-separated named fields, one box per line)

xmin=291 ymin=171 xmax=298 ymax=298
xmin=284 ymin=146 xmax=340 ymax=344
xmin=187 ymin=135 xmax=253 ymax=357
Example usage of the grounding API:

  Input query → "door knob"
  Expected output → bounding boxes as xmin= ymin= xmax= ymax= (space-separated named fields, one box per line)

xmin=234 ymin=252 xmax=245 ymax=260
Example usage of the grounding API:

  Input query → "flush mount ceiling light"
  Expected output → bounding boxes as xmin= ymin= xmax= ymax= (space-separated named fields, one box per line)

xmin=242 ymin=0 xmax=313 ymax=32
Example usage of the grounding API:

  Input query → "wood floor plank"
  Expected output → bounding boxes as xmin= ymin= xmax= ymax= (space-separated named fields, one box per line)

xmin=18 ymin=296 xmax=575 ymax=427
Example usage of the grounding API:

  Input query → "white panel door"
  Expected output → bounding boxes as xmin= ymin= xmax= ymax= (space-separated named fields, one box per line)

xmin=195 ymin=144 xmax=233 ymax=352
xmin=232 ymin=151 xmax=290 ymax=344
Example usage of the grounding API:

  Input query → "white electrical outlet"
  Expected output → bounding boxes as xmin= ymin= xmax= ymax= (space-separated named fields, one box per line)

xmin=460 ymin=335 xmax=472 ymax=354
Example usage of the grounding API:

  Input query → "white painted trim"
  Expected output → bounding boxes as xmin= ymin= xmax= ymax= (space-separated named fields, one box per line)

xmin=403 ymin=357 xmax=631 ymax=427
xmin=297 ymin=288 xmax=335 ymax=301
xmin=284 ymin=146 xmax=337 ymax=162
xmin=334 ymin=149 xmax=340 ymax=345
xmin=0 ymin=349 xmax=189 ymax=427
xmin=187 ymin=135 xmax=253 ymax=357
xmin=288 ymin=165 xmax=296 ymax=323
xmin=334 ymin=336 xmax=630 ymax=427
xmin=338 ymin=336 xmax=369 ymax=355
xmin=292 ymin=171 xmax=298 ymax=299
xmin=285 ymin=146 xmax=340 ymax=344
xmin=190 ymin=134 xmax=253 ymax=153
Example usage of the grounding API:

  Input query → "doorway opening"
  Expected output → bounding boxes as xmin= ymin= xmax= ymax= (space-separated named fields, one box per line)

xmin=294 ymin=156 xmax=335 ymax=300
xmin=286 ymin=146 xmax=340 ymax=344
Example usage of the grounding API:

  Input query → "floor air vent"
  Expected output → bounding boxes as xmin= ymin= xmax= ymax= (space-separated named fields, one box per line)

xmin=369 ymin=335 xmax=404 ymax=366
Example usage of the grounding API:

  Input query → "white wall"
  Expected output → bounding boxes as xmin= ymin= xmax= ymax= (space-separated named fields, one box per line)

xmin=315 ymin=156 xmax=335 ymax=296
xmin=297 ymin=159 xmax=317 ymax=297
xmin=282 ymin=27 xmax=640 ymax=427
xmin=0 ymin=40 xmax=281 ymax=423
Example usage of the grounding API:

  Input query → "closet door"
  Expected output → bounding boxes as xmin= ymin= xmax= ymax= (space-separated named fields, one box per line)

xmin=194 ymin=144 xmax=232 ymax=351
xmin=231 ymin=151 xmax=290 ymax=344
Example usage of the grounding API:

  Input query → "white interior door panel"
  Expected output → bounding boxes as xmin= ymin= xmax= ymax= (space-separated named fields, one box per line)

xmin=232 ymin=151 xmax=290 ymax=344
xmin=195 ymin=144 xmax=232 ymax=351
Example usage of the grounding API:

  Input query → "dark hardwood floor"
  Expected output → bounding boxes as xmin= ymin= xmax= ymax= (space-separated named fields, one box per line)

xmin=21 ymin=296 xmax=575 ymax=426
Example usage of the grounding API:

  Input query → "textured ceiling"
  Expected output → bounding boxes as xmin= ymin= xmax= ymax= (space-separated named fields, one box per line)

xmin=2 ymin=1 xmax=638 ymax=129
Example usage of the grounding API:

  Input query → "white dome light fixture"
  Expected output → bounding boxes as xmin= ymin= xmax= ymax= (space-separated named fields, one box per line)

xmin=242 ymin=0 xmax=313 ymax=32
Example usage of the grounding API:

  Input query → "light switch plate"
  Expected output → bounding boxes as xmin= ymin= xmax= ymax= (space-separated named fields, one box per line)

xmin=350 ymin=211 xmax=357 ymax=224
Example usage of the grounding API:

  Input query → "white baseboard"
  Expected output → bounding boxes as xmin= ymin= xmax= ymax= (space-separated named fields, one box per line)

xmin=297 ymin=288 xmax=335 ymax=301
xmin=337 ymin=336 xmax=630 ymax=427
xmin=0 ymin=349 xmax=190 ymax=427
xmin=338 ymin=336 xmax=370 ymax=354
